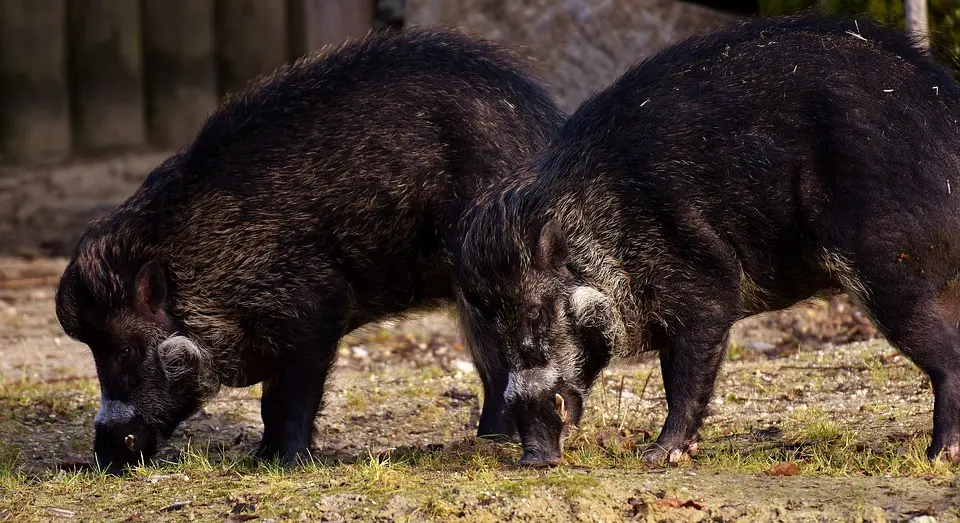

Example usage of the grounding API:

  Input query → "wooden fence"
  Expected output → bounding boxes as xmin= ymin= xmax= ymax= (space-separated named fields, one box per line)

xmin=0 ymin=0 xmax=380 ymax=165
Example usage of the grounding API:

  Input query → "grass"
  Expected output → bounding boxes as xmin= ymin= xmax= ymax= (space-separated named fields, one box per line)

xmin=0 ymin=439 xmax=607 ymax=521
xmin=3 ymin=339 xmax=960 ymax=521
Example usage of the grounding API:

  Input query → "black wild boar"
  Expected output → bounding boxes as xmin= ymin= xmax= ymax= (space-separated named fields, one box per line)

xmin=456 ymin=13 xmax=960 ymax=467
xmin=54 ymin=27 xmax=565 ymax=471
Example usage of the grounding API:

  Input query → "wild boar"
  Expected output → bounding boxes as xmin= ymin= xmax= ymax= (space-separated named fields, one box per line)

xmin=55 ymin=26 xmax=565 ymax=471
xmin=456 ymin=14 xmax=960 ymax=467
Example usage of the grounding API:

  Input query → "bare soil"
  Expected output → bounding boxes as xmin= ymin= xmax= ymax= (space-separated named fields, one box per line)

xmin=1 ymin=256 xmax=959 ymax=522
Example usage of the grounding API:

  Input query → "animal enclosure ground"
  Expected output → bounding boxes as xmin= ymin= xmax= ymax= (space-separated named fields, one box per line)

xmin=1 ymin=257 xmax=958 ymax=522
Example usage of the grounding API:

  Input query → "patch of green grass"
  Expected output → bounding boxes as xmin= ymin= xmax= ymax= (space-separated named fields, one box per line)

xmin=697 ymin=420 xmax=960 ymax=477
xmin=420 ymin=495 xmax=460 ymax=519
xmin=783 ymin=407 xmax=844 ymax=442
xmin=417 ymin=366 xmax=447 ymax=381
xmin=343 ymin=386 xmax=388 ymax=410
xmin=534 ymin=469 xmax=600 ymax=499
xmin=0 ymin=442 xmax=21 ymax=477
xmin=369 ymin=327 xmax=398 ymax=344
xmin=0 ymin=378 xmax=99 ymax=423
xmin=344 ymin=452 xmax=415 ymax=496
xmin=727 ymin=341 xmax=754 ymax=362
xmin=495 ymin=478 xmax=530 ymax=498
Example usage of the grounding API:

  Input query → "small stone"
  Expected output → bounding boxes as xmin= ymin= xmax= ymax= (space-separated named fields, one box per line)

xmin=452 ymin=359 xmax=475 ymax=374
xmin=445 ymin=387 xmax=476 ymax=403
xmin=747 ymin=341 xmax=777 ymax=352
xmin=43 ymin=507 xmax=75 ymax=519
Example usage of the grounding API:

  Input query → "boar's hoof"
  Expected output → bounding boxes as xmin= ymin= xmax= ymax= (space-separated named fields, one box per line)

xmin=477 ymin=416 xmax=518 ymax=443
xmin=254 ymin=441 xmax=281 ymax=462
xmin=518 ymin=452 xmax=562 ymax=468
xmin=929 ymin=442 xmax=960 ymax=463
xmin=641 ymin=443 xmax=695 ymax=466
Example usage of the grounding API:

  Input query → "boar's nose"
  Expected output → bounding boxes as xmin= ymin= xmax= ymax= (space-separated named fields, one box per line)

xmin=94 ymin=399 xmax=136 ymax=428
xmin=93 ymin=401 xmax=155 ymax=472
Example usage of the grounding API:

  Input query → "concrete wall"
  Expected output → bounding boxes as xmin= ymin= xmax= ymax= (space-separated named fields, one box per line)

xmin=407 ymin=0 xmax=738 ymax=112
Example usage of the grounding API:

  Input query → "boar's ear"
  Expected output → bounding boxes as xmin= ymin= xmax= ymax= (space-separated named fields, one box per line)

xmin=537 ymin=219 xmax=568 ymax=271
xmin=135 ymin=260 xmax=167 ymax=315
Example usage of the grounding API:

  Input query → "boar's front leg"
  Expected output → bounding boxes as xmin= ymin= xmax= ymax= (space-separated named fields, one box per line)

xmin=643 ymin=261 xmax=742 ymax=465
xmin=476 ymin=365 xmax=516 ymax=441
xmin=255 ymin=327 xmax=340 ymax=465
xmin=255 ymin=377 xmax=284 ymax=460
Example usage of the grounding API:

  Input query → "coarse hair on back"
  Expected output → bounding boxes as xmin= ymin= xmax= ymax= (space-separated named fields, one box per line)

xmin=186 ymin=25 xmax=559 ymax=174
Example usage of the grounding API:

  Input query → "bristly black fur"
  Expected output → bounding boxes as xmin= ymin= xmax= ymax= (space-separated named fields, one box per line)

xmin=456 ymin=13 xmax=960 ymax=466
xmin=55 ymin=26 xmax=566 ymax=470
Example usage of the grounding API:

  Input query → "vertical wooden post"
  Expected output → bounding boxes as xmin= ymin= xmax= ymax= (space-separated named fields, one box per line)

xmin=288 ymin=0 xmax=374 ymax=59
xmin=215 ymin=0 xmax=290 ymax=98
xmin=905 ymin=0 xmax=930 ymax=50
xmin=68 ymin=0 xmax=145 ymax=153
xmin=0 ymin=0 xmax=71 ymax=164
xmin=142 ymin=0 xmax=218 ymax=148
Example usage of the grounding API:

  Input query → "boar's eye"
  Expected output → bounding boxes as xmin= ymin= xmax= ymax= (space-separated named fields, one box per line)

xmin=527 ymin=306 xmax=541 ymax=323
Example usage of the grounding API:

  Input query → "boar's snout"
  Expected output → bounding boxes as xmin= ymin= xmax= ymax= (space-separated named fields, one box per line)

xmin=518 ymin=445 xmax=563 ymax=468
xmin=94 ymin=401 xmax=157 ymax=473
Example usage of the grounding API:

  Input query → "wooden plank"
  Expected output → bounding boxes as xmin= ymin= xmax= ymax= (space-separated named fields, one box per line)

xmin=0 ymin=0 xmax=71 ymax=164
xmin=374 ymin=0 xmax=405 ymax=30
xmin=142 ymin=0 xmax=218 ymax=148
xmin=288 ymin=0 xmax=374 ymax=58
xmin=67 ymin=0 xmax=146 ymax=153
xmin=215 ymin=0 xmax=289 ymax=97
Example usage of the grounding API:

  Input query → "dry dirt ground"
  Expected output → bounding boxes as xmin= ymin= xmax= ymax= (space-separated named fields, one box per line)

xmin=1 ymin=256 xmax=959 ymax=522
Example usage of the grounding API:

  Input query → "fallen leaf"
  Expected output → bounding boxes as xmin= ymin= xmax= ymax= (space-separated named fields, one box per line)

xmin=122 ymin=513 xmax=143 ymax=522
xmin=626 ymin=497 xmax=648 ymax=518
xmin=652 ymin=498 xmax=705 ymax=510
xmin=766 ymin=462 xmax=800 ymax=476
xmin=43 ymin=507 xmax=76 ymax=519
xmin=159 ymin=501 xmax=192 ymax=512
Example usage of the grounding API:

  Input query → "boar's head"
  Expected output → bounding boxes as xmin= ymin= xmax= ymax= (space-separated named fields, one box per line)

xmin=457 ymin=213 xmax=617 ymax=468
xmin=56 ymin=252 xmax=218 ymax=473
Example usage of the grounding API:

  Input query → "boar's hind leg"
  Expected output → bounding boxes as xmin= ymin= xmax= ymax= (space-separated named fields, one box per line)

xmin=860 ymin=286 xmax=960 ymax=463
xmin=255 ymin=329 xmax=340 ymax=466
xmin=644 ymin=267 xmax=742 ymax=465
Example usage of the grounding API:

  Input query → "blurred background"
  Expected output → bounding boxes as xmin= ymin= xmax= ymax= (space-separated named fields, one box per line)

xmin=0 ymin=0 xmax=956 ymax=257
